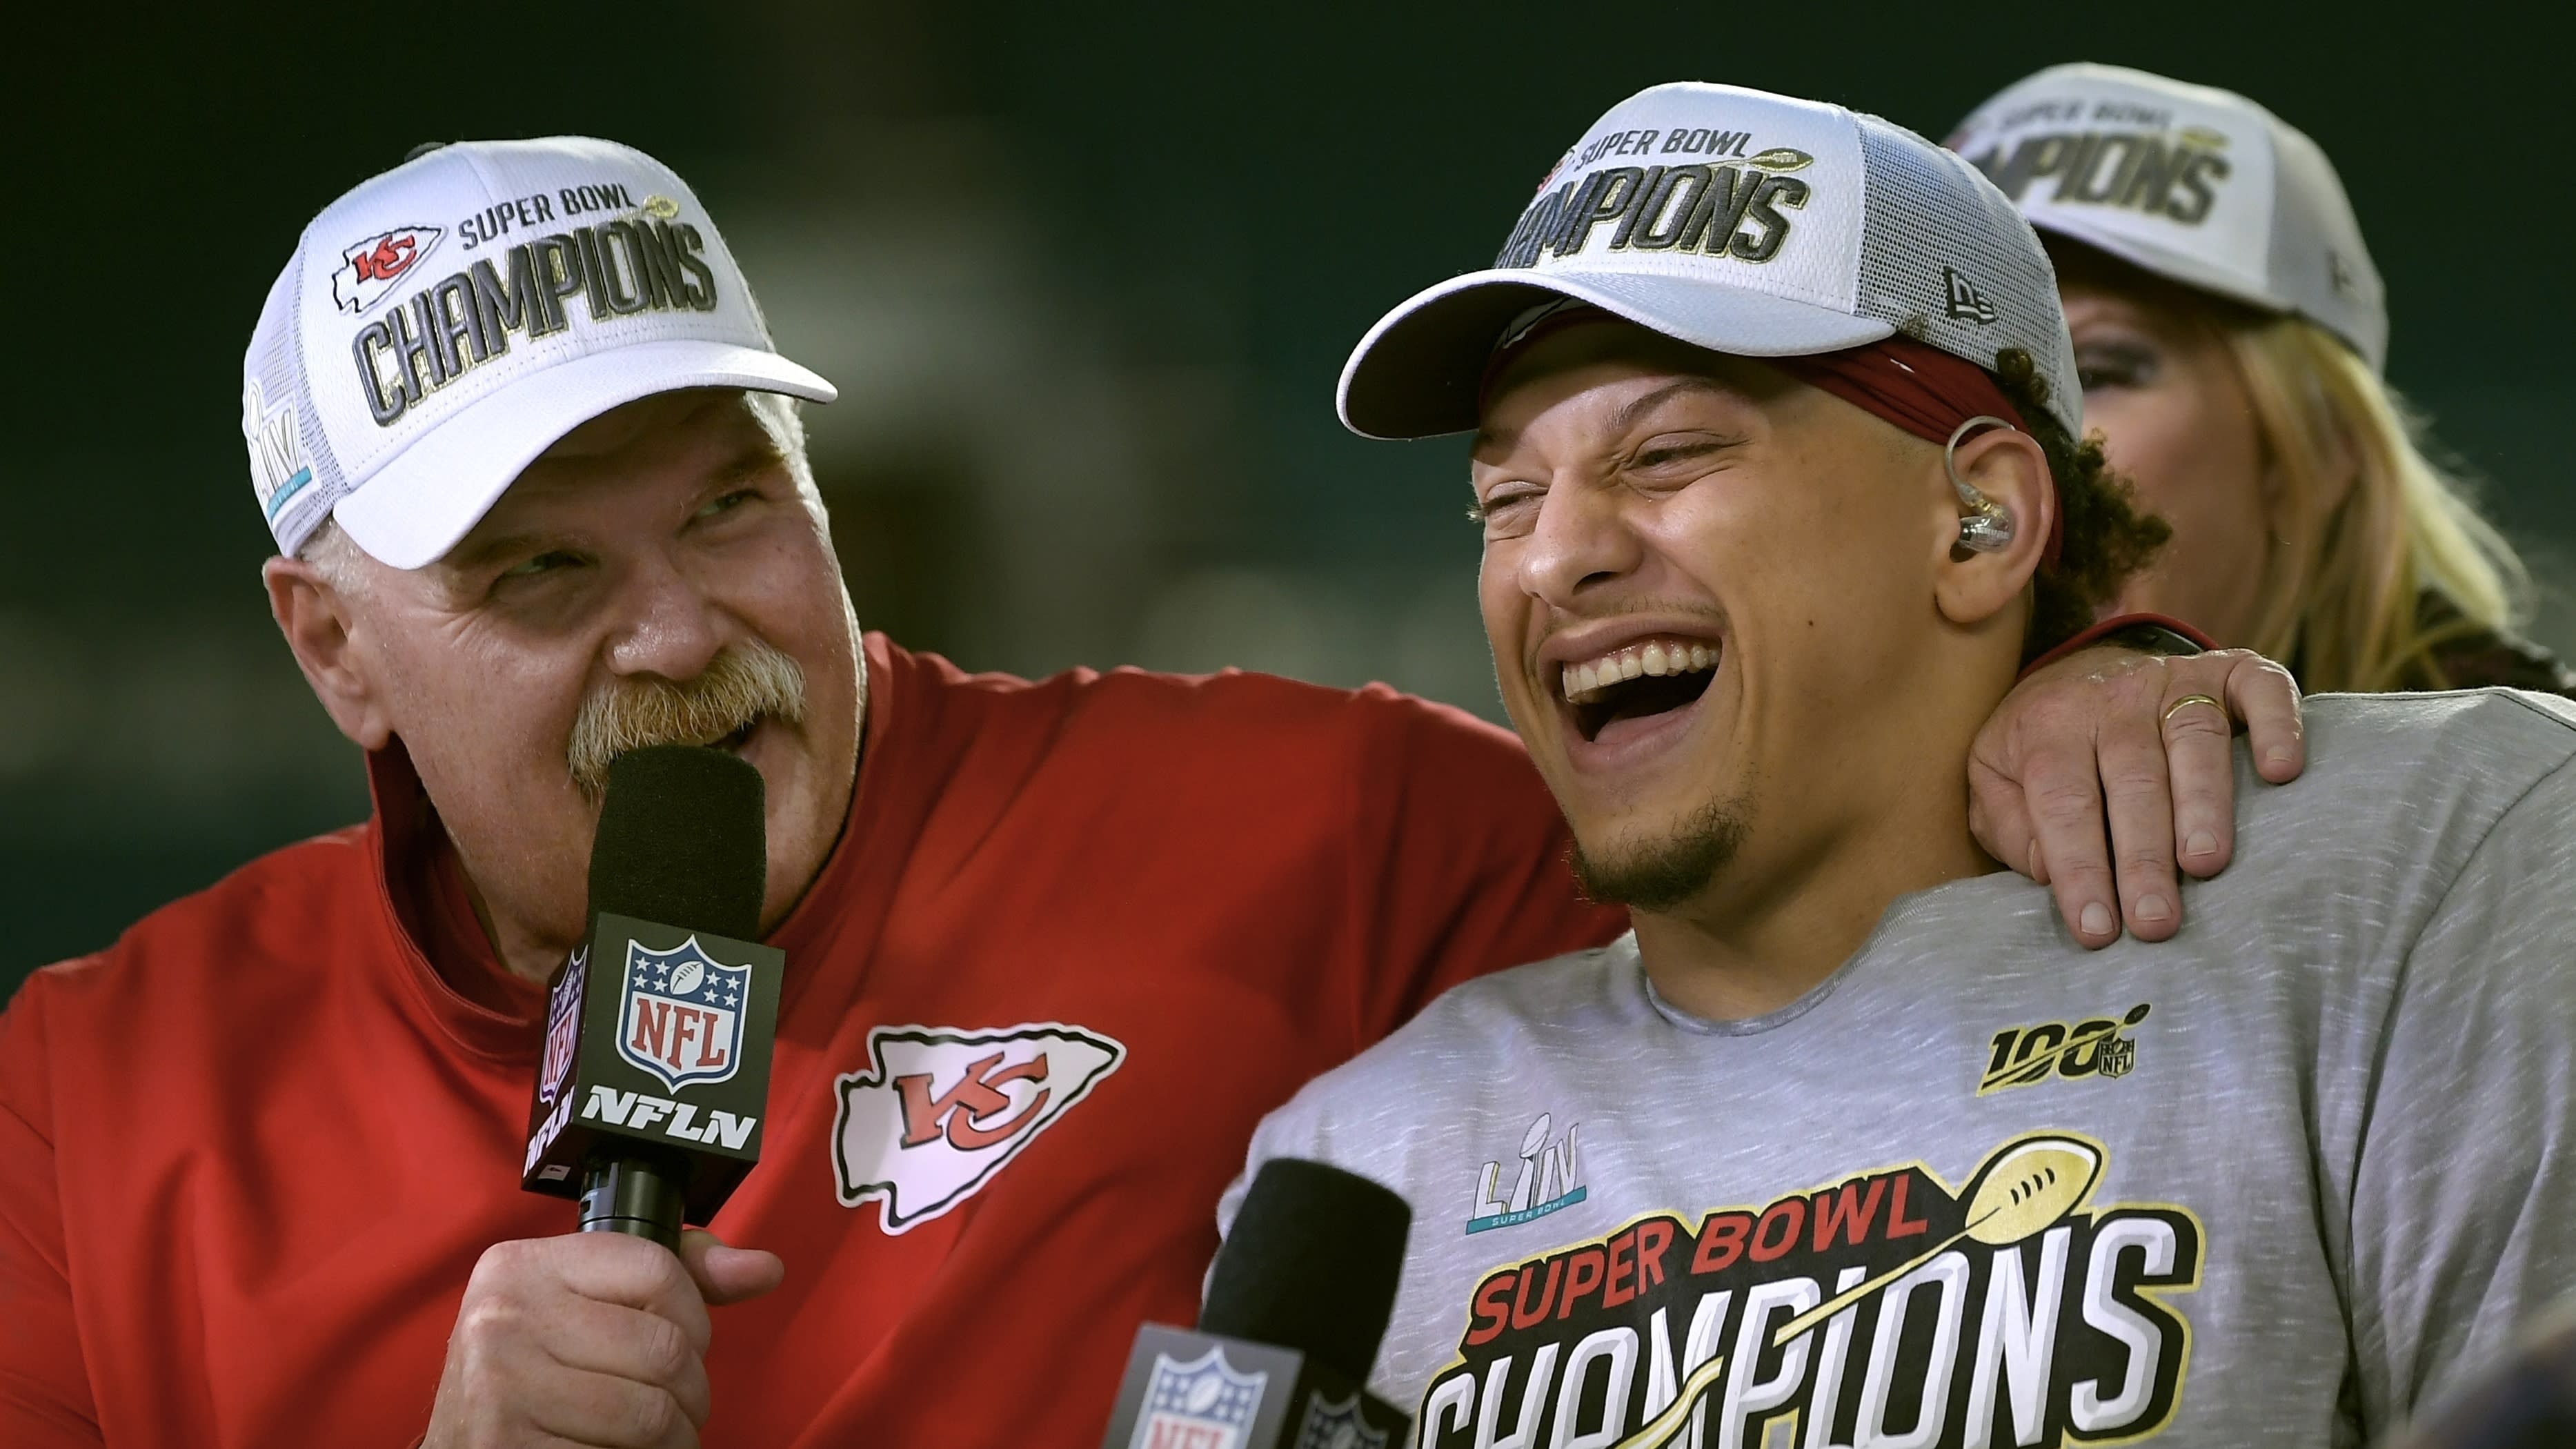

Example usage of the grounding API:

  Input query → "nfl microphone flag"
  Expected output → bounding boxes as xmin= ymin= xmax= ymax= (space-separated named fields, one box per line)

xmin=522 ymin=914 xmax=785 ymax=1221
xmin=522 ymin=749 xmax=785 ymax=1229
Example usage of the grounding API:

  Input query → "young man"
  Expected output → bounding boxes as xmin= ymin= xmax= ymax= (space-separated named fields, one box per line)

xmin=0 ymin=137 xmax=2287 ymax=1446
xmin=1228 ymin=81 xmax=2576 ymax=1447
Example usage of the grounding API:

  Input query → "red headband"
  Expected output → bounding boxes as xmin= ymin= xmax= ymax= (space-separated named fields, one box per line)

xmin=1770 ymin=335 xmax=2062 ymax=568
xmin=1484 ymin=308 xmax=2061 ymax=567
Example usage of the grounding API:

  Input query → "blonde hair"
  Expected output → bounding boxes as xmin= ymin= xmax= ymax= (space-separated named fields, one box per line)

xmin=2225 ymin=316 xmax=2533 ymax=692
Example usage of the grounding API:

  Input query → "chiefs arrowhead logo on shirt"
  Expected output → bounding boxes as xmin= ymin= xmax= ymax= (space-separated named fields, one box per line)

xmin=832 ymin=1023 xmax=1126 ymax=1232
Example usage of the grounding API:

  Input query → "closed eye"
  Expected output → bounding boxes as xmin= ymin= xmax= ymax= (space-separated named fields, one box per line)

xmin=1623 ymin=431 xmax=1743 ymax=486
xmin=1473 ymin=484 xmax=1545 ymax=518
xmin=695 ymin=487 xmax=760 ymax=521
xmin=1470 ymin=481 xmax=1546 ymax=530
xmin=1633 ymin=439 xmax=1725 ymax=469
xmin=501 ymin=549 xmax=586 ymax=580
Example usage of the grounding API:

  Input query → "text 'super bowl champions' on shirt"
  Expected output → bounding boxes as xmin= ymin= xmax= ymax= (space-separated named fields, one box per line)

xmin=0 ymin=636 xmax=1623 ymax=1447
xmin=1231 ymin=692 xmax=2576 ymax=1448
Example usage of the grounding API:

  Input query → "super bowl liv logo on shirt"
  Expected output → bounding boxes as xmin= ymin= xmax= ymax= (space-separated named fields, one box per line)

xmin=1494 ymin=124 xmax=1815 ymax=270
xmin=1415 ymin=1133 xmax=2202 ymax=1449
xmin=1469 ymin=1112 xmax=1587 ymax=1234
xmin=1960 ymin=95 xmax=2234 ymax=225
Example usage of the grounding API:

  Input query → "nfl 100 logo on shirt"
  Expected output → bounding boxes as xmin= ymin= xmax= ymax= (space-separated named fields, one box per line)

xmin=617 ymin=936 xmax=752 ymax=1092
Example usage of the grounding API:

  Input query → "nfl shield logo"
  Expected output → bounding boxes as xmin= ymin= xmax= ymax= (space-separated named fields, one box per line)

xmin=1295 ymin=1393 xmax=1389 ymax=1449
xmin=537 ymin=947 xmax=588 ymax=1107
xmin=1129 ymin=1347 xmax=1267 ymax=1449
xmin=615 ymin=936 xmax=753 ymax=1093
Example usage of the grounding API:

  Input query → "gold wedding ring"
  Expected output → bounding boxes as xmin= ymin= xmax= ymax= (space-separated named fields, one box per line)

xmin=2163 ymin=693 xmax=2226 ymax=725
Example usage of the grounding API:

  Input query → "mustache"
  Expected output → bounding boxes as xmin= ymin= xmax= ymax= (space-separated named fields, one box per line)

xmin=567 ymin=640 xmax=808 ymax=800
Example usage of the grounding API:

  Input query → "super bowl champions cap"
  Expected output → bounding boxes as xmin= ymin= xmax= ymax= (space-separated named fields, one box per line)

xmin=1950 ymin=63 xmax=2387 ymax=372
xmin=241 ymin=137 xmax=837 ymax=569
xmin=1338 ymin=81 xmax=2081 ymax=441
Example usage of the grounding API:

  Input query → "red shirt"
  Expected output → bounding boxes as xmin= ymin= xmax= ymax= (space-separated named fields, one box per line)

xmin=0 ymin=636 xmax=1621 ymax=1447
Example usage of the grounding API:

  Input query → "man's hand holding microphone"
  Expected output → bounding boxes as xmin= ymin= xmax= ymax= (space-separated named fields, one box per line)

xmin=426 ymin=1228 xmax=780 ymax=1448
xmin=425 ymin=747 xmax=786 ymax=1448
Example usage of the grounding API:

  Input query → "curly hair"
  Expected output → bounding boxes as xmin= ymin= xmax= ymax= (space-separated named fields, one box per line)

xmin=1991 ymin=347 xmax=2172 ymax=662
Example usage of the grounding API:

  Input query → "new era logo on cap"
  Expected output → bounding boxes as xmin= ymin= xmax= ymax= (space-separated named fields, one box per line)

xmin=1950 ymin=63 xmax=2386 ymax=371
xmin=241 ymin=137 xmax=835 ymax=570
xmin=1338 ymin=81 xmax=2080 ymax=442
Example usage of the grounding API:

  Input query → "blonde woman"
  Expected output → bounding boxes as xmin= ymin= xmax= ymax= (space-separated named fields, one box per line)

xmin=1951 ymin=63 xmax=2572 ymax=693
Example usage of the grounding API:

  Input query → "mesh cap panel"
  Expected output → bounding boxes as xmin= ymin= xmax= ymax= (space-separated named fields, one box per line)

xmin=1852 ymin=113 xmax=2081 ymax=435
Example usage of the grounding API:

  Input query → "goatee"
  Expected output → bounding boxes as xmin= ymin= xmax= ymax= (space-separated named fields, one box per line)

xmin=1571 ymin=791 xmax=1750 ymax=911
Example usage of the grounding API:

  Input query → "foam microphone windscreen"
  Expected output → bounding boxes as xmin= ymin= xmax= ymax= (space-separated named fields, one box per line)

xmin=1201 ymin=1159 xmax=1412 ymax=1386
xmin=588 ymin=745 xmax=766 ymax=941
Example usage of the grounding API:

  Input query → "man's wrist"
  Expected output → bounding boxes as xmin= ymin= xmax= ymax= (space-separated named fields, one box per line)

xmin=2020 ymin=613 xmax=2218 ymax=682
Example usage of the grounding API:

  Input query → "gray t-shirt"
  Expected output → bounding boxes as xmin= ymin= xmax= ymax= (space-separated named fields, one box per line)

xmin=1222 ymin=691 xmax=2576 ymax=1448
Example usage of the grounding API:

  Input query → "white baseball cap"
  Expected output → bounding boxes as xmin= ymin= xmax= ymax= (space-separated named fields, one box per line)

xmin=1339 ymin=81 xmax=2081 ymax=440
xmin=241 ymin=137 xmax=836 ymax=569
xmin=1948 ymin=63 xmax=2386 ymax=372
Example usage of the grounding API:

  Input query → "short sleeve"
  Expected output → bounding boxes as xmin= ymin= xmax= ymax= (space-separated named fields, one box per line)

xmin=1339 ymin=690 xmax=1625 ymax=1052
xmin=1213 ymin=1073 xmax=1371 ymax=1295
xmin=0 ymin=971 xmax=103 ymax=1446
xmin=1214 ymin=1095 xmax=1320 ymax=1254
xmin=2346 ymin=755 xmax=2576 ymax=1432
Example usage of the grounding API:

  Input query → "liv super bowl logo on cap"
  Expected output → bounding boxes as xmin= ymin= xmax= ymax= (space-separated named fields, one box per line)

xmin=616 ymin=936 xmax=753 ymax=1093
xmin=239 ymin=378 xmax=313 ymax=522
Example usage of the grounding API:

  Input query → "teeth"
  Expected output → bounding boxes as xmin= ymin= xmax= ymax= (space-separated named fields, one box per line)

xmin=1557 ymin=636 xmax=1721 ymax=702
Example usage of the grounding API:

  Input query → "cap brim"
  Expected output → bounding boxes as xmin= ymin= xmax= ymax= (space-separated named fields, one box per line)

xmin=2028 ymin=214 xmax=2286 ymax=319
xmin=1337 ymin=268 xmax=1892 ymax=440
xmin=333 ymin=340 xmax=838 ymax=570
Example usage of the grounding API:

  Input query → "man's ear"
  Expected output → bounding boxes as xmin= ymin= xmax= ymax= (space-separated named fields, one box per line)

xmin=1931 ymin=424 xmax=2055 ymax=629
xmin=263 ymin=557 xmax=395 ymax=751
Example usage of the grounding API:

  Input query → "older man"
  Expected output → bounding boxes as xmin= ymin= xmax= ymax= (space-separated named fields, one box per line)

xmin=0 ymin=137 xmax=2290 ymax=1446
xmin=1228 ymin=80 xmax=2576 ymax=1448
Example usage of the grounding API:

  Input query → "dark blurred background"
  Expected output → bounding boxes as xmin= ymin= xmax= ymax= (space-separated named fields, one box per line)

xmin=3 ymin=2 xmax=2568 ymax=992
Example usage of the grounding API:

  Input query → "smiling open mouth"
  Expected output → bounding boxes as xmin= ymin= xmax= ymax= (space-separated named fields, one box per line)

xmin=1561 ymin=640 xmax=1718 ymax=742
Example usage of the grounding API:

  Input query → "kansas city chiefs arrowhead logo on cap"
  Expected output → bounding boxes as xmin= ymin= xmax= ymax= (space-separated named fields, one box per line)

xmin=330 ymin=224 xmax=445 ymax=315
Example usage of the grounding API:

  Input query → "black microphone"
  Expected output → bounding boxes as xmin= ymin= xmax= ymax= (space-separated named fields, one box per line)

xmin=1099 ymin=1159 xmax=1413 ymax=1449
xmin=520 ymin=746 xmax=784 ymax=1252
